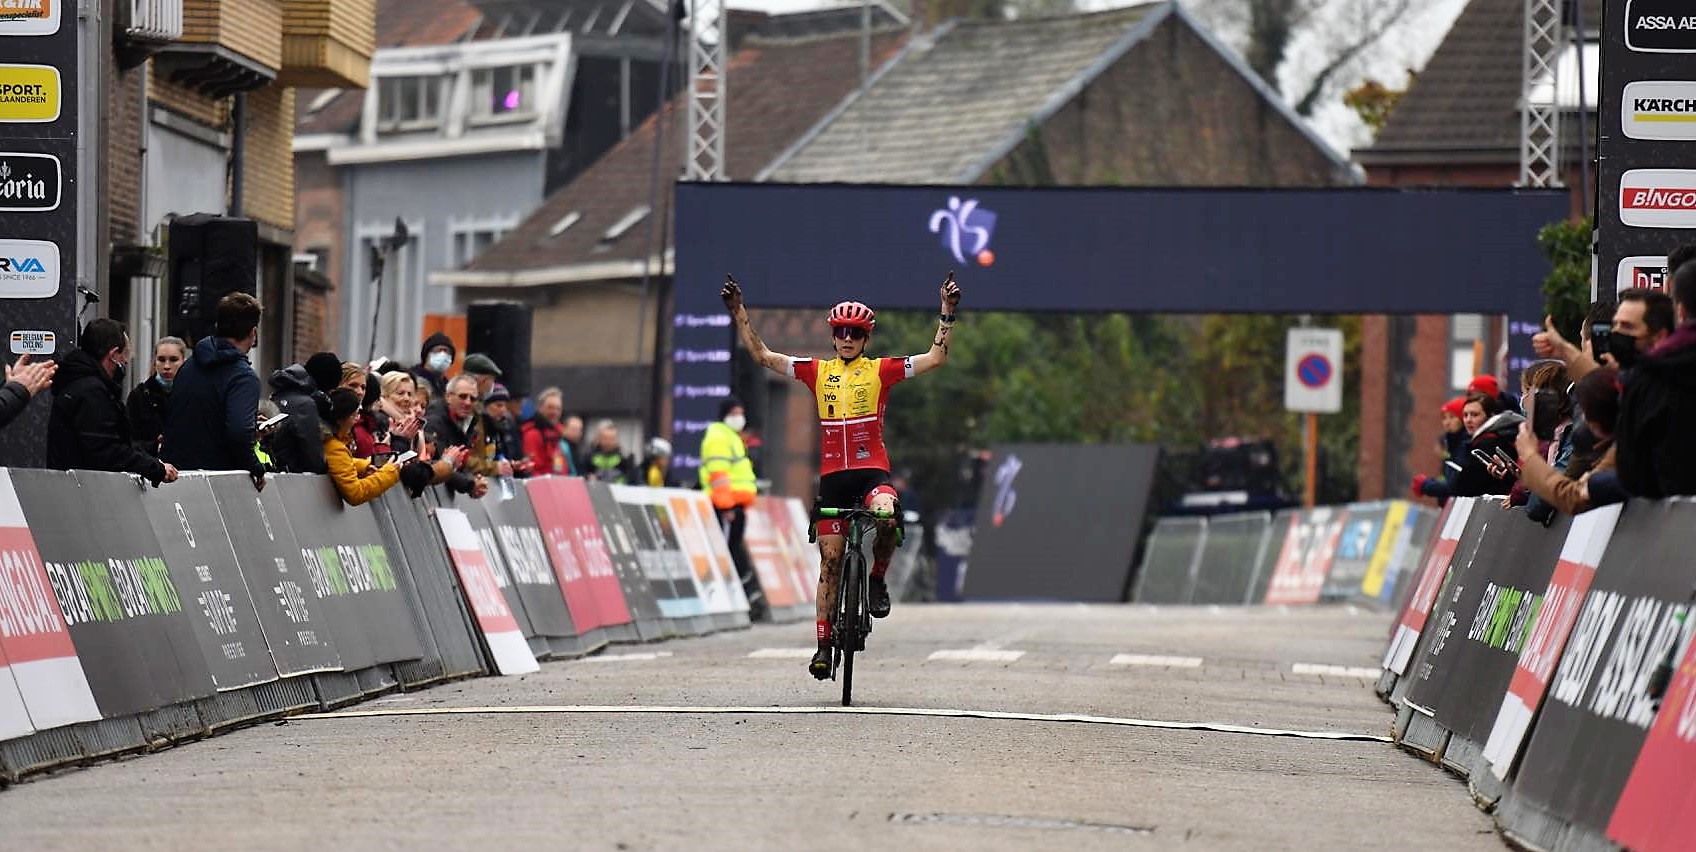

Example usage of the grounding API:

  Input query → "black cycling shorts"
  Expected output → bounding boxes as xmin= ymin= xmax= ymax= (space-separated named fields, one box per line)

xmin=817 ymin=468 xmax=892 ymax=511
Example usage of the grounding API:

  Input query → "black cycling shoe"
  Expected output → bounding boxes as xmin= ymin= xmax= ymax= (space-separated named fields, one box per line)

xmin=869 ymin=576 xmax=892 ymax=618
xmin=809 ymin=646 xmax=832 ymax=680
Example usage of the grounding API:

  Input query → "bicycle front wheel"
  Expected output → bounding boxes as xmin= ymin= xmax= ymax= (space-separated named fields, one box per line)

xmin=838 ymin=550 xmax=864 ymax=707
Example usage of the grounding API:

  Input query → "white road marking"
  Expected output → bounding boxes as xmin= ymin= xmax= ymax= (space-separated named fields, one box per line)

xmin=1110 ymin=654 xmax=1203 ymax=668
xmin=929 ymin=648 xmax=1025 ymax=663
xmin=1208 ymin=605 xmax=1223 ymax=615
xmin=1345 ymin=605 xmax=1360 ymax=616
xmin=747 ymin=648 xmax=816 ymax=659
xmin=1291 ymin=663 xmax=1379 ymax=679
xmin=584 ymin=652 xmax=674 ymax=662
xmin=298 ymin=704 xmax=1390 ymax=743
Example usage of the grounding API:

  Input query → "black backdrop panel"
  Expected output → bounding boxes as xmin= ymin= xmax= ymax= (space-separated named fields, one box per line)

xmin=208 ymin=474 xmax=343 ymax=675
xmin=141 ymin=475 xmax=278 ymax=691
xmin=963 ymin=443 xmax=1160 ymax=602
xmin=13 ymin=470 xmax=214 ymax=717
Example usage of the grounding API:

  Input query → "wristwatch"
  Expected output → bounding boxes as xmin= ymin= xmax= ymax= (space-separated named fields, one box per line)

xmin=939 ymin=313 xmax=957 ymax=324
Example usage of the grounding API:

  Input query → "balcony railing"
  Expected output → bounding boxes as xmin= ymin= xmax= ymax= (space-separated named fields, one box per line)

xmin=126 ymin=0 xmax=184 ymax=42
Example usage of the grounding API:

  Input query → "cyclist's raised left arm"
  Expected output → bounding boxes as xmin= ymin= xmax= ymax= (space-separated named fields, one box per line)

xmin=907 ymin=273 xmax=962 ymax=377
xmin=722 ymin=275 xmax=795 ymax=376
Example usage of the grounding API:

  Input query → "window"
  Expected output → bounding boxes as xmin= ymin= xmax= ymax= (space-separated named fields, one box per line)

xmin=471 ymin=65 xmax=538 ymax=121
xmin=377 ymin=76 xmax=443 ymax=131
xmin=450 ymin=226 xmax=508 ymax=268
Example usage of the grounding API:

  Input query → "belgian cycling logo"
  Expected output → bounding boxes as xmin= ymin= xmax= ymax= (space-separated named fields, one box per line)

xmin=929 ymin=196 xmax=997 ymax=268
xmin=991 ymin=453 xmax=1021 ymax=528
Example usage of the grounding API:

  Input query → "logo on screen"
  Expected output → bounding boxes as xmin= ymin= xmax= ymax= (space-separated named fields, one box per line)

xmin=929 ymin=196 xmax=997 ymax=267
xmin=991 ymin=454 xmax=1021 ymax=528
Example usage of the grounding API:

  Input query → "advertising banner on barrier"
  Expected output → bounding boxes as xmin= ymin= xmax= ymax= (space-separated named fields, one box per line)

xmin=1384 ymin=498 xmax=1477 ymax=675
xmin=434 ymin=509 xmax=539 ymax=675
xmin=584 ymin=482 xmax=666 ymax=627
xmin=0 ymin=469 xmax=99 ymax=729
xmin=1608 ymin=611 xmax=1696 ymax=852
xmin=665 ymin=491 xmax=739 ymax=614
xmin=455 ymin=497 xmax=538 ymax=641
xmin=743 ymin=499 xmax=803 ymax=609
xmin=142 ymin=476 xmax=277 ymax=691
xmin=275 ymin=476 xmax=422 ymax=669
xmin=1513 ymin=501 xmax=1696 ymax=834
xmin=964 ymin=444 xmax=1159 ymax=601
xmin=784 ymin=499 xmax=822 ymax=604
xmin=1324 ymin=503 xmax=1387 ymax=600
xmin=479 ymin=488 xmax=578 ymax=640
xmin=535 ymin=478 xmax=633 ymax=630
xmin=1360 ymin=501 xmax=1411 ymax=602
xmin=1264 ymin=507 xmax=1346 ymax=605
xmin=14 ymin=469 xmax=215 ymax=717
xmin=0 ymin=638 xmax=32 ymax=740
xmin=610 ymin=486 xmax=698 ymax=619
xmin=207 ymin=474 xmax=343 ymax=676
xmin=1410 ymin=504 xmax=1570 ymax=741
xmin=1482 ymin=505 xmax=1620 ymax=780
xmin=765 ymin=498 xmax=818 ymax=605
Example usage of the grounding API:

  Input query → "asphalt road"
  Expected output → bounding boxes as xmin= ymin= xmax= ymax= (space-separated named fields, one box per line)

xmin=0 ymin=604 xmax=1504 ymax=851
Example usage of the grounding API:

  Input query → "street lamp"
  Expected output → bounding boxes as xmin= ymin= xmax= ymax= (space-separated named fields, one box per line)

xmin=365 ymin=217 xmax=411 ymax=365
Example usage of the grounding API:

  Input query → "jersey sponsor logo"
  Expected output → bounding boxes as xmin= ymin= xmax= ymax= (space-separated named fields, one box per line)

xmin=928 ymin=195 xmax=997 ymax=268
xmin=1620 ymin=170 xmax=1696 ymax=228
xmin=0 ymin=64 xmax=58 ymax=121
xmin=1628 ymin=0 xmax=1696 ymax=52
xmin=1624 ymin=82 xmax=1696 ymax=140
xmin=0 ymin=0 xmax=59 ymax=35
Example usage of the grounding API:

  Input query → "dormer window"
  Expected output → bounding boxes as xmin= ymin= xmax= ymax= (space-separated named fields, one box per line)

xmin=377 ymin=76 xmax=444 ymax=131
xmin=471 ymin=65 xmax=538 ymax=123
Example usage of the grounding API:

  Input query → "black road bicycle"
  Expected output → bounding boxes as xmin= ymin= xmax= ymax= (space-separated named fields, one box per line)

xmin=816 ymin=505 xmax=896 ymax=707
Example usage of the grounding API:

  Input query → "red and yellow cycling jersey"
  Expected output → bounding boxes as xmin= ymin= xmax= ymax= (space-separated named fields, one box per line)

xmin=789 ymin=355 xmax=912 ymax=475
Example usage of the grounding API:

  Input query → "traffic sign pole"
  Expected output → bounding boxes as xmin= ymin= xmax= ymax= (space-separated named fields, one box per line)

xmin=1304 ymin=413 xmax=1318 ymax=508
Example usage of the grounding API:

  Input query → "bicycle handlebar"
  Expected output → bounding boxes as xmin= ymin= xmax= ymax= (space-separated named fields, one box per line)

xmin=818 ymin=507 xmax=895 ymax=520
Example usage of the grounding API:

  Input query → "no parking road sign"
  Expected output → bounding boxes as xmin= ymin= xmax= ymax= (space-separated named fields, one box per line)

xmin=1286 ymin=328 xmax=1343 ymax=414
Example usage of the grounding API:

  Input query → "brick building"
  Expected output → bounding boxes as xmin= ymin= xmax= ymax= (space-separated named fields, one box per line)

xmin=1350 ymin=0 xmax=1598 ymax=499
xmin=443 ymin=1 xmax=1354 ymax=499
xmin=104 ymin=0 xmax=373 ymax=375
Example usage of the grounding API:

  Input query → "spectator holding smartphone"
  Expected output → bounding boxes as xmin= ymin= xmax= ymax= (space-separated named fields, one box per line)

xmin=1414 ymin=392 xmax=1521 ymax=500
xmin=1517 ymin=367 xmax=1623 ymax=515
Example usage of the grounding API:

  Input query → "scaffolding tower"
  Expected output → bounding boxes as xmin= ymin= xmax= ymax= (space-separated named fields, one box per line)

xmin=1519 ymin=0 xmax=1564 ymax=187
xmin=684 ymin=0 xmax=726 ymax=181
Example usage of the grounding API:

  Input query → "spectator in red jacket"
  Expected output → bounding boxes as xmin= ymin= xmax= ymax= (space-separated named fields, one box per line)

xmin=521 ymin=386 xmax=576 ymax=475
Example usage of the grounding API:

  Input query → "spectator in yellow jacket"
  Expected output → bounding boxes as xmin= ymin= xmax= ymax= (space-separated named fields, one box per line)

xmin=323 ymin=388 xmax=401 ymax=505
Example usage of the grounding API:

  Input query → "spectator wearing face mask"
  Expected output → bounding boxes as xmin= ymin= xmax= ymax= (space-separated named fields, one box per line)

xmin=47 ymin=319 xmax=177 ymax=485
xmin=412 ymin=332 xmax=457 ymax=399
xmin=1509 ymin=361 xmax=1574 ymax=521
xmin=1534 ymin=287 xmax=1680 ymax=497
xmin=128 ymin=336 xmax=186 ymax=457
xmin=1517 ymin=368 xmax=1623 ymax=515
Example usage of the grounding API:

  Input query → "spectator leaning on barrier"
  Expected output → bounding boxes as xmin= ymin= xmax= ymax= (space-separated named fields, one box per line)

xmin=376 ymin=372 xmax=422 ymax=456
xmin=255 ymin=399 xmax=283 ymax=471
xmin=482 ymin=384 xmax=531 ymax=477
xmin=1413 ymin=396 xmax=1475 ymax=502
xmin=581 ymin=419 xmax=637 ymax=484
xmin=1417 ymin=392 xmax=1522 ymax=500
xmin=162 ymin=292 xmax=266 ymax=489
xmin=425 ymin=374 xmax=508 ymax=481
xmin=127 ymin=335 xmax=184 ymax=457
xmin=0 ymin=354 xmax=55 ymax=431
xmin=341 ymin=363 xmax=389 ymax=460
xmin=266 ymin=351 xmax=340 ymax=474
xmin=1534 ymin=287 xmax=1680 ymax=497
xmin=1511 ymin=360 xmax=1575 ymax=522
xmin=1517 ymin=367 xmax=1623 ymax=516
xmin=411 ymin=332 xmax=456 ymax=399
xmin=521 ymin=387 xmax=575 ymax=476
xmin=321 ymin=388 xmax=404 ymax=506
xmin=1467 ymin=374 xmax=1523 ymax=416
xmin=562 ymin=414 xmax=584 ymax=463
xmin=46 ymin=319 xmax=177 ymax=486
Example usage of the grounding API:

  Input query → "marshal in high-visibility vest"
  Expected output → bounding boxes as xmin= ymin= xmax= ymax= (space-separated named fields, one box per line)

xmin=699 ymin=420 xmax=757 ymax=509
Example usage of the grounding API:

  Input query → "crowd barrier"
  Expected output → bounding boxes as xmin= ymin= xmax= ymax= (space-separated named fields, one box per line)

xmin=1371 ymin=495 xmax=1696 ymax=852
xmin=0 ymin=468 xmax=820 ymax=781
xmin=1131 ymin=501 xmax=1438 ymax=608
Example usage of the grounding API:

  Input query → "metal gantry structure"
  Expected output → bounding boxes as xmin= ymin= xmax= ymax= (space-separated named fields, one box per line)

xmin=684 ymin=0 xmax=727 ymax=182
xmin=1519 ymin=0 xmax=1565 ymax=188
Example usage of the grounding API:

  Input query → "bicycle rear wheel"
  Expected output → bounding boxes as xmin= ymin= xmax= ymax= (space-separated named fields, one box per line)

xmin=838 ymin=549 xmax=863 ymax=707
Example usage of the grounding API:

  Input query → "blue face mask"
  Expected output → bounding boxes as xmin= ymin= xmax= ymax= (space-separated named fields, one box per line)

xmin=158 ymin=376 xmax=174 ymax=389
xmin=427 ymin=351 xmax=453 ymax=373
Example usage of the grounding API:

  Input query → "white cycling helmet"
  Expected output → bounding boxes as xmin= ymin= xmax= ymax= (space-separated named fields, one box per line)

xmin=647 ymin=437 xmax=673 ymax=458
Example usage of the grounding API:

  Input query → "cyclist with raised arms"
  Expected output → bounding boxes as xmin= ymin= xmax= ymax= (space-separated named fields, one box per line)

xmin=722 ymin=272 xmax=963 ymax=680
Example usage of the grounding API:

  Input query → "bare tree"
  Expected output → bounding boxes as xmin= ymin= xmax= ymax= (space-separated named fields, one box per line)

xmin=1190 ymin=0 xmax=1416 ymax=117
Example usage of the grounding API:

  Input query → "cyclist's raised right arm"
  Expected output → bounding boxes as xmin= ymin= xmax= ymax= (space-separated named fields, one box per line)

xmin=723 ymin=275 xmax=796 ymax=376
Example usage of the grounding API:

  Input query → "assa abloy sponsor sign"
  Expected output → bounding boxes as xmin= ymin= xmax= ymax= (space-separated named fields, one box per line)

xmin=1627 ymin=0 xmax=1696 ymax=53
xmin=1623 ymin=81 xmax=1696 ymax=140
xmin=0 ymin=237 xmax=57 ymax=298
xmin=1620 ymin=170 xmax=1696 ymax=228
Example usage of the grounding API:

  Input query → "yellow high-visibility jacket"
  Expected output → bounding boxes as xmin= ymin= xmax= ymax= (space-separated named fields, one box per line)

xmin=699 ymin=421 xmax=757 ymax=509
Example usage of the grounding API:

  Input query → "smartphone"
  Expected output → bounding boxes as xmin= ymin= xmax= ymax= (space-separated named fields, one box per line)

xmin=395 ymin=450 xmax=418 ymax=464
xmin=259 ymin=412 xmax=290 ymax=431
xmin=1591 ymin=323 xmax=1612 ymax=360
xmin=1470 ymin=448 xmax=1496 ymax=466
xmin=1493 ymin=447 xmax=1519 ymax=468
